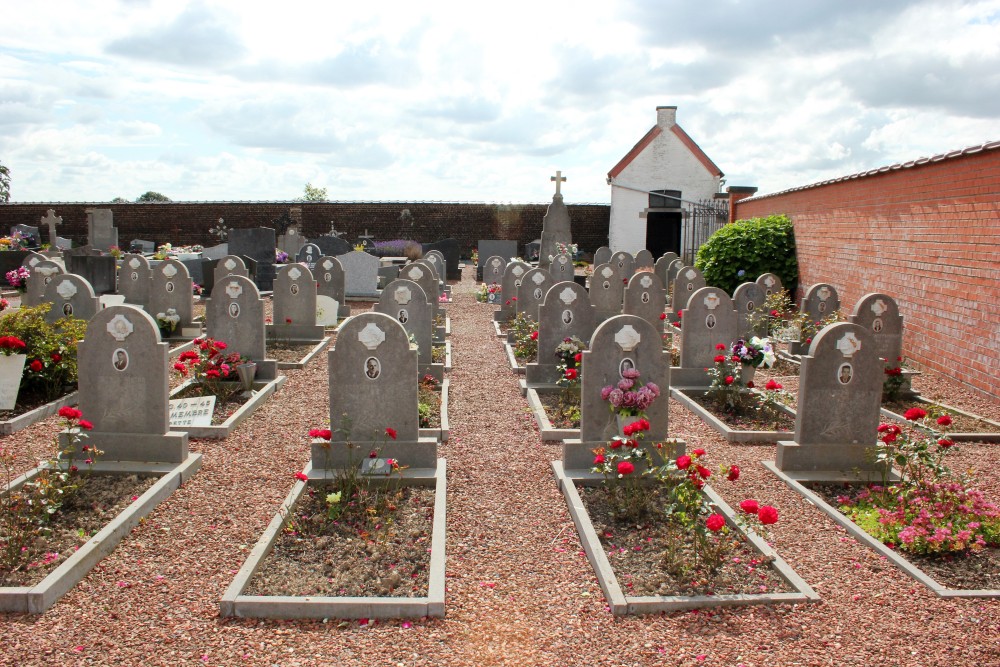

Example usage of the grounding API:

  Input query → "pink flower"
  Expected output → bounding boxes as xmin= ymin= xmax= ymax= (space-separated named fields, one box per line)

xmin=706 ymin=514 xmax=725 ymax=532
xmin=758 ymin=505 xmax=779 ymax=524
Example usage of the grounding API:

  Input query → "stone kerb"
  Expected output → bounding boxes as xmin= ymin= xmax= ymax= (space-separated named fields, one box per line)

xmin=376 ymin=279 xmax=433 ymax=368
xmin=496 ymin=261 xmax=529 ymax=322
xmin=317 ymin=312 xmax=437 ymax=471
xmin=774 ymin=322 xmax=883 ymax=478
xmin=733 ymin=282 xmax=767 ymax=339
xmin=564 ymin=314 xmax=677 ymax=473
xmin=589 ymin=262 xmax=624 ymax=321
xmin=316 ymin=256 xmax=350 ymax=319
xmin=149 ymin=259 xmax=196 ymax=337
xmin=206 ymin=274 xmax=277 ymax=380
xmin=23 ymin=260 xmax=63 ymax=308
xmin=675 ymin=286 xmax=737 ymax=387
xmin=516 ymin=268 xmax=554 ymax=323
xmin=623 ymin=271 xmax=666 ymax=330
xmin=270 ymin=264 xmax=325 ymax=341
xmin=850 ymin=293 xmax=904 ymax=368
xmin=525 ymin=281 xmax=596 ymax=386
xmin=41 ymin=274 xmax=100 ymax=325
xmin=119 ymin=254 xmax=151 ymax=307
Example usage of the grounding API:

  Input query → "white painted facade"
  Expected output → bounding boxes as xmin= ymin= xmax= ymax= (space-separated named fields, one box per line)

xmin=607 ymin=106 xmax=722 ymax=254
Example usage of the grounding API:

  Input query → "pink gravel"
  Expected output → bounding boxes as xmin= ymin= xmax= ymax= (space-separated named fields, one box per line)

xmin=2 ymin=267 xmax=999 ymax=666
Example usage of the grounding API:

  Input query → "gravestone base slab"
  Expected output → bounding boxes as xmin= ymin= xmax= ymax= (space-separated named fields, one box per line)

xmin=59 ymin=430 xmax=189 ymax=465
xmin=773 ymin=440 xmax=887 ymax=480
xmin=561 ymin=438 xmax=685 ymax=478
xmin=266 ymin=323 xmax=326 ymax=342
xmin=525 ymin=363 xmax=562 ymax=386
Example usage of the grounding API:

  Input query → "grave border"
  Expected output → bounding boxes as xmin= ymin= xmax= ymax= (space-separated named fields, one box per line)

xmin=764 ymin=461 xmax=1000 ymax=599
xmin=880 ymin=398 xmax=1000 ymax=443
xmin=671 ymin=388 xmax=796 ymax=443
xmin=219 ymin=458 xmax=447 ymax=620
xmin=0 ymin=454 xmax=202 ymax=613
xmin=274 ymin=337 xmax=332 ymax=370
xmin=0 ymin=390 xmax=79 ymax=436
xmin=169 ymin=376 xmax=287 ymax=439
xmin=418 ymin=378 xmax=450 ymax=444
xmin=552 ymin=461 xmax=819 ymax=615
xmin=504 ymin=342 xmax=526 ymax=374
xmin=525 ymin=386 xmax=579 ymax=442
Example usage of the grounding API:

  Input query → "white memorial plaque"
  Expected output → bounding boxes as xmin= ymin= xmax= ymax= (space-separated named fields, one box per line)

xmin=168 ymin=395 xmax=216 ymax=427
xmin=0 ymin=354 xmax=27 ymax=410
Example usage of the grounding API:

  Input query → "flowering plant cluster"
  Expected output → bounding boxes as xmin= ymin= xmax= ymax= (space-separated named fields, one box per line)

xmin=275 ymin=249 xmax=289 ymax=263
xmin=108 ymin=245 xmax=123 ymax=259
xmin=508 ymin=312 xmax=538 ymax=362
xmin=0 ymin=304 xmax=85 ymax=402
xmin=418 ymin=374 xmax=440 ymax=428
xmin=836 ymin=409 xmax=1000 ymax=555
xmin=469 ymin=247 xmax=479 ymax=266
xmin=554 ymin=336 xmax=585 ymax=389
xmin=600 ymin=368 xmax=661 ymax=418
xmin=475 ymin=281 xmax=502 ymax=303
xmin=706 ymin=343 xmax=752 ymax=412
xmin=172 ymin=338 xmax=243 ymax=399
xmin=548 ymin=242 xmax=579 ymax=262
xmin=0 ymin=230 xmax=35 ymax=251
xmin=371 ymin=239 xmax=421 ymax=258
xmin=730 ymin=337 xmax=776 ymax=368
xmin=882 ymin=356 xmax=907 ymax=402
xmin=0 ymin=335 xmax=27 ymax=356
xmin=5 ymin=266 xmax=29 ymax=291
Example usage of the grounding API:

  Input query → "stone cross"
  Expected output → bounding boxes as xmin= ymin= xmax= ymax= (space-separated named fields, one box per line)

xmin=41 ymin=209 xmax=62 ymax=246
xmin=550 ymin=171 xmax=566 ymax=197
xmin=359 ymin=229 xmax=374 ymax=242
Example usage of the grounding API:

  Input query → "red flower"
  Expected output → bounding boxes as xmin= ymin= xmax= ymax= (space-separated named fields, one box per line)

xmin=50 ymin=352 xmax=61 ymax=362
xmin=677 ymin=310 xmax=682 ymax=318
xmin=903 ymin=407 xmax=927 ymax=421
xmin=881 ymin=432 xmax=898 ymax=444
xmin=731 ymin=356 xmax=740 ymax=363
xmin=29 ymin=359 xmax=43 ymax=372
xmin=530 ymin=330 xmax=538 ymax=340
xmin=713 ymin=355 xmax=725 ymax=363
xmin=676 ymin=455 xmax=691 ymax=470
xmin=715 ymin=343 xmax=726 ymax=350
xmin=758 ymin=505 xmax=779 ymax=525
xmin=505 ymin=300 xmax=510 ymax=305
xmin=692 ymin=448 xmax=706 ymax=457
xmin=937 ymin=438 xmax=954 ymax=449
xmin=173 ymin=363 xmax=187 ymax=375
xmin=746 ymin=381 xmax=754 ymax=388
xmin=285 ymin=318 xmax=292 ymax=324
xmin=205 ymin=369 xmax=220 ymax=378
xmin=511 ymin=297 xmax=517 ymax=302
xmin=936 ymin=414 xmax=952 ymax=427
xmin=724 ymin=376 xmax=734 ymax=385
xmin=696 ymin=465 xmax=711 ymax=480
xmin=78 ymin=419 xmax=93 ymax=431
xmin=770 ymin=309 xmax=779 ymax=317
xmin=877 ymin=423 xmax=890 ymax=432
xmin=214 ymin=341 xmax=227 ymax=350
xmin=805 ymin=338 xmax=812 ymax=344
xmin=659 ymin=312 xmax=667 ymax=320
xmin=705 ymin=514 xmax=725 ymax=532
xmin=309 ymin=428 xmax=332 ymax=440
xmin=564 ymin=368 xmax=578 ymax=380
xmin=59 ymin=406 xmax=83 ymax=420
xmin=385 ymin=427 xmax=397 ymax=440
xmin=740 ymin=499 xmax=759 ymax=515
xmin=726 ymin=465 xmax=740 ymax=481
xmin=765 ymin=379 xmax=782 ymax=390
xmin=369 ymin=450 xmax=378 ymax=458
xmin=617 ymin=461 xmax=635 ymax=476
xmin=294 ymin=472 xmax=308 ymax=481
xmin=593 ymin=454 xmax=605 ymax=465
xmin=574 ymin=353 xmax=582 ymax=363
xmin=179 ymin=350 xmax=199 ymax=361
xmin=609 ymin=439 xmax=622 ymax=449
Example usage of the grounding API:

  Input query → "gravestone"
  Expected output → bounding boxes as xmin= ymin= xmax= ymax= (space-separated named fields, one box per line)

xmin=423 ymin=238 xmax=461 ymax=280
xmin=22 ymin=259 xmax=63 ymax=307
xmin=790 ymin=283 xmax=841 ymax=355
xmin=399 ymin=262 xmax=439 ymax=317
xmin=653 ymin=253 xmax=677 ymax=296
xmin=548 ymin=253 xmax=574 ymax=283
xmin=670 ymin=265 xmax=706 ymax=322
xmin=756 ymin=273 xmax=783 ymax=299
xmin=119 ymin=254 xmax=152 ymax=307
xmin=496 ymin=260 xmax=529 ymax=322
xmin=356 ymin=229 xmax=375 ymax=252
xmin=623 ymin=271 xmax=667 ymax=330
xmin=314 ymin=235 xmax=353 ymax=257
xmin=677 ymin=286 xmax=738 ymax=386
xmin=206 ymin=274 xmax=277 ymax=380
xmin=148 ymin=259 xmax=197 ymax=338
xmin=317 ymin=312 xmax=436 ymax=470
xmin=202 ymin=243 xmax=229 ymax=261
xmin=129 ymin=239 xmax=156 ymax=255
xmin=213 ymin=255 xmax=250 ymax=284
xmin=277 ymin=225 xmax=306 ymax=258
xmin=666 ymin=258 xmax=684 ymax=290
xmin=565 ymin=314 xmax=677 ymax=471
xmin=41 ymin=209 xmax=70 ymax=249
xmin=12 ymin=224 xmax=41 ymax=247
xmin=316 ymin=256 xmax=350 ymax=320
xmin=538 ymin=171 xmax=572 ymax=270
xmin=593 ymin=246 xmax=612 ymax=266
xmin=516 ymin=268 xmax=554 ymax=323
xmin=526 ymin=281 xmax=596 ymax=385
xmin=733 ymin=282 xmax=767 ymax=338
xmin=774 ymin=323 xmax=883 ymax=476
xmin=339 ymin=250 xmax=380 ymax=297
xmin=376 ymin=279 xmax=433 ymax=374
xmin=41 ymin=274 xmax=100 ymax=324
xmin=21 ymin=251 xmax=48 ymax=270
xmin=850 ymin=293 xmax=904 ymax=369
xmin=634 ymin=249 xmax=654 ymax=269
xmin=85 ymin=208 xmax=118 ymax=251
xmin=296 ymin=243 xmax=322 ymax=271
xmin=589 ymin=263 xmax=624 ymax=321
xmin=424 ymin=250 xmax=447 ymax=292
xmin=62 ymin=256 xmax=114 ymax=299
xmin=65 ymin=306 xmax=188 ymax=463
xmin=477 ymin=240 xmax=518 ymax=280
xmin=180 ymin=258 xmax=204 ymax=290
xmin=609 ymin=251 xmax=635 ymax=279
xmin=482 ymin=255 xmax=507 ymax=296
xmin=229 ymin=227 xmax=276 ymax=291
xmin=270 ymin=264 xmax=325 ymax=341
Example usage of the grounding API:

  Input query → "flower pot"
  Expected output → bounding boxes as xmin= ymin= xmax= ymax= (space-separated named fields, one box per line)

xmin=616 ymin=414 xmax=642 ymax=437
xmin=0 ymin=353 xmax=27 ymax=410
xmin=740 ymin=364 xmax=756 ymax=386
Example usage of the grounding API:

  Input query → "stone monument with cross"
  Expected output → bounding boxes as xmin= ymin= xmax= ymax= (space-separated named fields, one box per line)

xmin=538 ymin=171 xmax=572 ymax=271
xmin=41 ymin=209 xmax=71 ymax=250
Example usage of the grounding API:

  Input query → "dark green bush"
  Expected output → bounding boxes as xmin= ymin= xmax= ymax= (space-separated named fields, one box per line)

xmin=695 ymin=214 xmax=798 ymax=295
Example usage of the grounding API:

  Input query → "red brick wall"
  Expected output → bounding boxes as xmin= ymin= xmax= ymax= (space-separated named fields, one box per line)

xmin=0 ymin=201 xmax=611 ymax=257
xmin=734 ymin=144 xmax=1000 ymax=401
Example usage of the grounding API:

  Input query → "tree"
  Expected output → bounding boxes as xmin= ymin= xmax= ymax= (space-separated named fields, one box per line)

xmin=110 ymin=196 xmax=130 ymax=204
xmin=0 ymin=160 xmax=10 ymax=203
xmin=135 ymin=191 xmax=171 ymax=202
xmin=298 ymin=182 xmax=327 ymax=201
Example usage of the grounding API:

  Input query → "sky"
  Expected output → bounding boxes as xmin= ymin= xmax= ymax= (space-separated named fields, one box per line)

xmin=1 ymin=0 xmax=998 ymax=204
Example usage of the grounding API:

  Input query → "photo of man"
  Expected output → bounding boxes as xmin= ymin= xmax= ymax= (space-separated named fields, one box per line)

xmin=113 ymin=349 xmax=129 ymax=371
xmin=365 ymin=357 xmax=381 ymax=379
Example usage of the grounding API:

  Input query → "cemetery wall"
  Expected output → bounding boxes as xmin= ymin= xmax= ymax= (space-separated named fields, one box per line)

xmin=732 ymin=141 xmax=1000 ymax=401
xmin=0 ymin=201 xmax=611 ymax=255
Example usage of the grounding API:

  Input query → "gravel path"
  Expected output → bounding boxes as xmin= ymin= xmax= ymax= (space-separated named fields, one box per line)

xmin=3 ymin=267 xmax=1000 ymax=666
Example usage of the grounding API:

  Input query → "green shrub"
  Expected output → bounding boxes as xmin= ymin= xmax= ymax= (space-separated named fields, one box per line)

xmin=0 ymin=304 xmax=87 ymax=401
xmin=695 ymin=214 xmax=798 ymax=296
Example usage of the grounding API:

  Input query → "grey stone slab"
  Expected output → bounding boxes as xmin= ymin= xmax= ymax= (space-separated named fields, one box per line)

xmin=22 ymin=259 xmax=64 ymax=307
xmin=672 ymin=265 xmax=706 ymax=314
xmin=666 ymin=258 xmax=684 ymax=290
xmin=277 ymin=227 xmax=306 ymax=257
xmin=477 ymin=240 xmax=517 ymax=279
xmin=733 ymin=281 xmax=767 ymax=338
xmin=41 ymin=274 xmax=100 ymax=324
xmin=377 ymin=279 xmax=432 ymax=368
xmin=271 ymin=264 xmax=324 ymax=340
xmin=654 ymin=252 xmax=678 ymax=292
xmin=850 ymin=293 xmax=903 ymax=367
xmin=775 ymin=322 xmax=884 ymax=476
xmin=339 ymin=251 xmax=380 ymax=297
xmin=399 ymin=262 xmax=439 ymax=316
xmin=496 ymin=260 xmax=529 ymax=321
xmin=516 ymin=268 xmax=554 ymax=323
xmin=201 ymin=243 xmax=229 ymax=261
xmin=423 ymin=250 xmax=447 ymax=289
xmin=180 ymin=258 xmax=204 ymax=289
xmin=623 ymin=272 xmax=666 ymax=330
xmin=609 ymin=251 xmax=635 ymax=279
xmin=148 ymin=259 xmax=195 ymax=335
xmin=526 ymin=281 xmax=596 ymax=386
xmin=206 ymin=274 xmax=267 ymax=366
xmin=229 ymin=227 xmax=276 ymax=291
xmin=316 ymin=256 xmax=349 ymax=318
xmin=313 ymin=235 xmax=353 ymax=257
xmin=482 ymin=255 xmax=507 ymax=287
xmin=168 ymin=376 xmax=284 ymax=438
xmin=593 ymin=246 xmax=611 ymax=266
xmin=548 ymin=253 xmax=574 ymax=283
xmin=679 ymin=286 xmax=738 ymax=372
xmin=756 ymin=272 xmax=783 ymax=299
xmin=538 ymin=193 xmax=572 ymax=269
xmin=119 ymin=254 xmax=151 ymax=307
xmin=589 ymin=263 xmax=624 ymax=321
xmin=85 ymin=208 xmax=118 ymax=251
xmin=213 ymin=255 xmax=250 ymax=285
xmin=129 ymin=239 xmax=155 ymax=254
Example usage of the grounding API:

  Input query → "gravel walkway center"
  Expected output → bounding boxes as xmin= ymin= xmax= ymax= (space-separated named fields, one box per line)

xmin=3 ymin=266 xmax=999 ymax=666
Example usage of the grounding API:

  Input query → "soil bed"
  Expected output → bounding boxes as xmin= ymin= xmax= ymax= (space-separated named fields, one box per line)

xmin=883 ymin=400 xmax=997 ymax=434
xmin=171 ymin=385 xmax=248 ymax=425
xmin=267 ymin=341 xmax=325 ymax=364
xmin=1 ymin=472 xmax=159 ymax=587
xmin=689 ymin=393 xmax=795 ymax=432
xmin=577 ymin=486 xmax=793 ymax=597
xmin=419 ymin=384 xmax=442 ymax=429
xmin=810 ymin=483 xmax=1000 ymax=590
xmin=245 ymin=485 xmax=433 ymax=597
xmin=538 ymin=391 xmax=580 ymax=429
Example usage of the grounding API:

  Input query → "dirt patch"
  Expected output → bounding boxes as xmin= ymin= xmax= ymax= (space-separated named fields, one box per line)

xmin=1 ymin=472 xmax=159 ymax=587
xmin=246 ymin=485 xmax=434 ymax=598
xmin=538 ymin=391 xmax=580 ymax=429
xmin=688 ymin=392 xmax=795 ymax=432
xmin=578 ymin=485 xmax=793 ymax=597
xmin=267 ymin=341 xmax=327 ymax=364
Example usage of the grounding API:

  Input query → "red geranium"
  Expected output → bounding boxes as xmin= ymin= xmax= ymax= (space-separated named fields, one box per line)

xmin=675 ymin=455 xmax=691 ymax=470
xmin=309 ymin=428 xmax=333 ymax=440
xmin=765 ymin=379 xmax=782 ymax=390
xmin=715 ymin=343 xmax=726 ymax=350
xmin=59 ymin=406 xmax=83 ymax=419
xmin=739 ymin=499 xmax=759 ymax=515
xmin=385 ymin=427 xmax=397 ymax=440
xmin=903 ymin=407 xmax=927 ymax=421
xmin=564 ymin=368 xmax=578 ymax=381
xmin=530 ymin=330 xmax=538 ymax=340
xmin=758 ymin=505 xmax=779 ymax=524
xmin=726 ymin=465 xmax=740 ymax=481
xmin=617 ymin=461 xmax=635 ymax=476
xmin=705 ymin=513 xmax=725 ymax=532
xmin=593 ymin=454 xmax=605 ymax=465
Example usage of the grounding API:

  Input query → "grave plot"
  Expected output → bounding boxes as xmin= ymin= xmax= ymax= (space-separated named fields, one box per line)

xmin=503 ymin=312 xmax=537 ymax=374
xmin=0 ymin=305 xmax=200 ymax=613
xmin=0 ymin=304 xmax=86 ymax=435
xmin=266 ymin=265 xmax=331 ymax=369
xmin=221 ymin=312 xmax=446 ymax=620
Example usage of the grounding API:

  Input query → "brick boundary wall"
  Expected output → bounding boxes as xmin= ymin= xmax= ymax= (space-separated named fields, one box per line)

xmin=733 ymin=142 xmax=1000 ymax=401
xmin=0 ymin=201 xmax=611 ymax=258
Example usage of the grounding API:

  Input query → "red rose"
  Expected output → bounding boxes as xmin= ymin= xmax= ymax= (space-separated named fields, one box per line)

xmin=705 ymin=513 xmax=725 ymax=532
xmin=715 ymin=343 xmax=726 ymax=350
xmin=593 ymin=454 xmax=605 ymax=465
xmin=731 ymin=356 xmax=740 ymax=363
xmin=385 ymin=427 xmax=397 ymax=440
xmin=610 ymin=439 xmax=622 ymax=449
xmin=215 ymin=341 xmax=227 ymax=350
xmin=574 ymin=353 xmax=582 ymax=363
xmin=617 ymin=461 xmax=635 ymax=476
xmin=877 ymin=423 xmax=890 ymax=432
xmin=726 ymin=465 xmax=740 ymax=481
xmin=29 ymin=359 xmax=43 ymax=372
xmin=724 ymin=376 xmax=734 ymax=385
xmin=309 ymin=428 xmax=333 ymax=440
xmin=696 ymin=465 xmax=711 ymax=479
xmin=903 ymin=407 xmax=927 ymax=421
xmin=805 ymin=338 xmax=812 ymax=344
xmin=659 ymin=312 xmax=667 ymax=320
xmin=564 ymin=368 xmax=578 ymax=380
xmin=294 ymin=472 xmax=308 ymax=481
xmin=50 ymin=352 xmax=61 ymax=362
xmin=677 ymin=310 xmax=683 ymax=318
xmin=530 ymin=331 xmax=538 ymax=340
xmin=937 ymin=438 xmax=954 ymax=449
xmin=746 ymin=381 xmax=754 ymax=388
xmin=692 ymin=448 xmax=706 ymax=457
xmin=758 ymin=505 xmax=779 ymax=524
xmin=676 ymin=455 xmax=691 ymax=470
xmin=936 ymin=415 xmax=952 ymax=427
xmin=511 ymin=297 xmax=517 ymax=302
xmin=740 ymin=499 xmax=759 ymax=515
xmin=881 ymin=432 xmax=898 ymax=444
xmin=770 ymin=310 xmax=779 ymax=317
xmin=714 ymin=355 xmax=726 ymax=363
xmin=765 ymin=379 xmax=782 ymax=390
xmin=59 ymin=406 xmax=82 ymax=419
xmin=205 ymin=369 xmax=220 ymax=378
xmin=78 ymin=419 xmax=93 ymax=431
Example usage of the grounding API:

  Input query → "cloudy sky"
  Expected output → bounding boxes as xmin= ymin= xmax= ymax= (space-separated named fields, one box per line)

xmin=2 ymin=0 xmax=998 ymax=204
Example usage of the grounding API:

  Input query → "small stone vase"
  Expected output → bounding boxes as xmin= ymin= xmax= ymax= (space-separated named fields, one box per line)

xmin=740 ymin=364 xmax=756 ymax=386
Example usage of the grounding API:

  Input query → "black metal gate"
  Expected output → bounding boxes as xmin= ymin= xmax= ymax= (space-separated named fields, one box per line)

xmin=681 ymin=198 xmax=729 ymax=264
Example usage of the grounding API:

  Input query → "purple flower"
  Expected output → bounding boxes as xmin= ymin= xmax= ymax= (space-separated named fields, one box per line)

xmin=621 ymin=368 xmax=640 ymax=380
xmin=618 ymin=378 xmax=634 ymax=391
xmin=622 ymin=391 xmax=638 ymax=407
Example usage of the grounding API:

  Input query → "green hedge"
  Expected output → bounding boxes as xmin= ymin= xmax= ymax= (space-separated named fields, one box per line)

xmin=695 ymin=214 xmax=798 ymax=295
